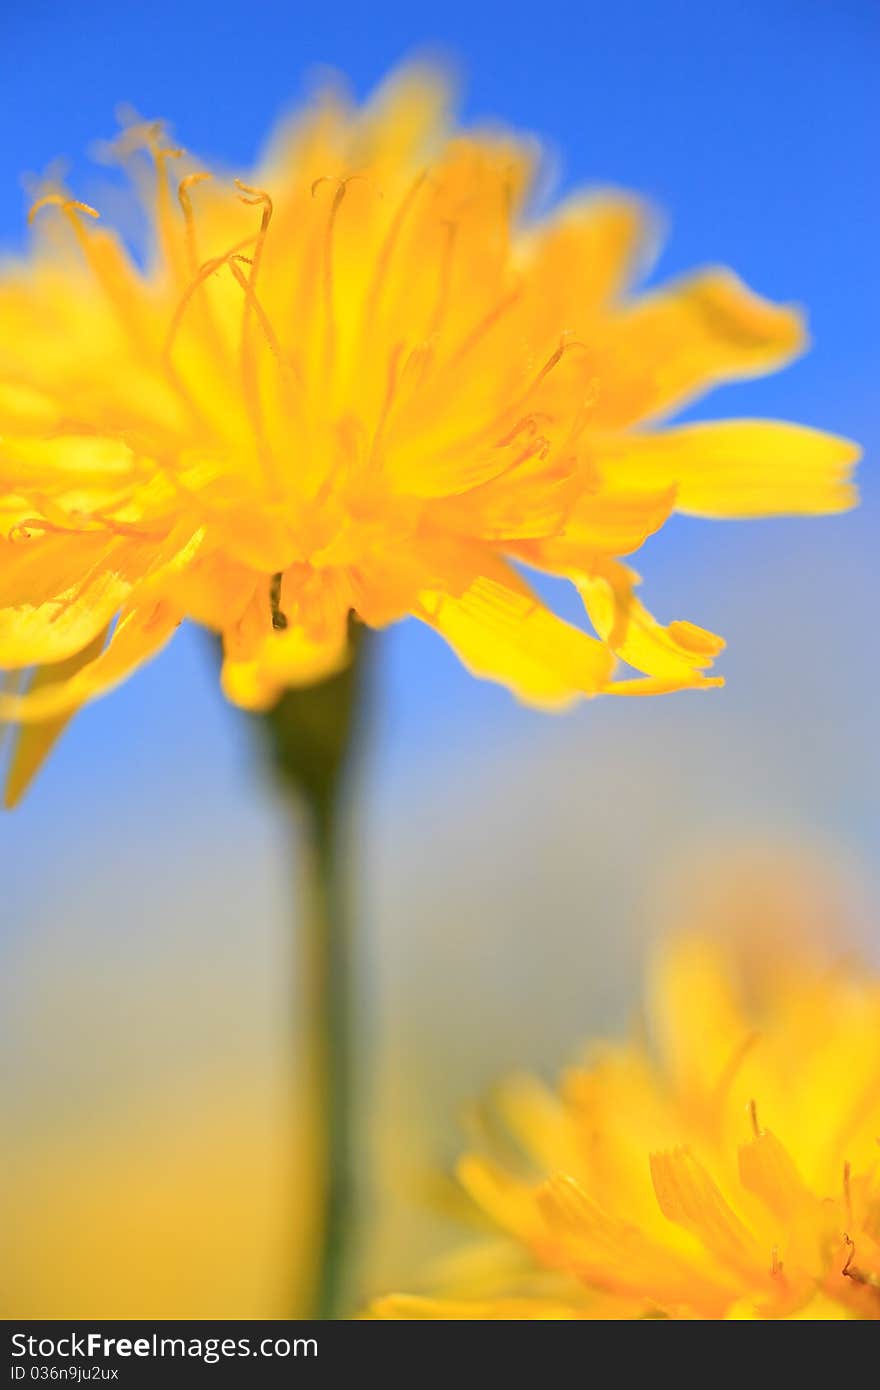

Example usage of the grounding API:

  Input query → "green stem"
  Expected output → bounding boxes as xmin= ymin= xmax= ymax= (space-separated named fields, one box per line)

xmin=258 ymin=627 xmax=369 ymax=1320
xmin=304 ymin=785 xmax=354 ymax=1319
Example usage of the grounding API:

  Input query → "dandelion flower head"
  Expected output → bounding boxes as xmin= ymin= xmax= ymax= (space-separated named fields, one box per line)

xmin=0 ymin=67 xmax=859 ymax=800
xmin=373 ymin=925 xmax=880 ymax=1320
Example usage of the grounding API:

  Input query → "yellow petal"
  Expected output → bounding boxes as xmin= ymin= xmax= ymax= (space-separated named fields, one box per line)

xmin=428 ymin=453 xmax=581 ymax=539
xmin=169 ymin=554 xmax=258 ymax=632
xmin=0 ymin=526 xmax=202 ymax=669
xmin=5 ymin=719 xmax=70 ymax=808
xmin=493 ymin=1075 xmax=580 ymax=1175
xmin=0 ymin=602 xmax=179 ymax=723
xmin=532 ymin=1173 xmax=722 ymax=1308
xmin=649 ymin=934 xmax=749 ymax=1097
xmin=0 ymin=534 xmax=137 ymax=667
xmin=596 ymin=421 xmax=860 ymax=518
xmin=526 ymin=193 xmax=655 ymax=315
xmin=172 ymin=458 xmax=297 ymax=572
xmin=219 ymin=656 xmax=280 ymax=712
xmin=3 ymin=626 xmax=110 ymax=807
xmin=604 ymin=672 xmax=725 ymax=695
xmin=592 ymin=269 xmax=806 ymax=426
xmin=221 ymin=622 xmax=351 ymax=712
xmin=219 ymin=587 xmax=277 ymax=712
xmin=0 ymin=382 xmax=63 ymax=433
xmin=0 ymin=434 xmax=137 ymax=488
xmin=556 ymin=485 xmax=676 ymax=556
xmin=456 ymin=1155 xmax=540 ymax=1240
xmin=737 ymin=1130 xmax=813 ymax=1223
xmin=417 ymin=561 xmax=615 ymax=708
xmin=650 ymin=1147 xmax=764 ymax=1280
xmin=578 ymin=561 xmax=725 ymax=688
xmin=787 ymin=1294 xmax=857 ymax=1320
xmin=220 ymin=572 xmax=352 ymax=713
xmin=262 ymin=623 xmax=350 ymax=684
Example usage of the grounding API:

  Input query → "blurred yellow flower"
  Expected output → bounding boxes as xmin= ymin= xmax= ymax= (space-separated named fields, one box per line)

xmin=373 ymin=931 xmax=880 ymax=1320
xmin=0 ymin=67 xmax=859 ymax=800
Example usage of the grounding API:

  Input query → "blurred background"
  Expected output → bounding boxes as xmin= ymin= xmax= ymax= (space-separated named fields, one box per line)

xmin=1 ymin=0 xmax=877 ymax=1316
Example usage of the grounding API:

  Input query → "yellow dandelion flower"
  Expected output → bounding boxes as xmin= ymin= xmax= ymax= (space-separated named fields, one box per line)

xmin=372 ymin=931 xmax=880 ymax=1320
xmin=0 ymin=67 xmax=859 ymax=801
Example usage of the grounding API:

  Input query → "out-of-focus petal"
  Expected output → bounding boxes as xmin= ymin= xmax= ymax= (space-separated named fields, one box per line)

xmin=650 ymin=1147 xmax=766 ymax=1282
xmin=0 ymin=525 xmax=203 ymax=669
xmin=591 ymin=270 xmax=806 ymax=426
xmin=737 ymin=1130 xmax=813 ymax=1222
xmin=520 ymin=193 xmax=655 ymax=324
xmin=220 ymin=576 xmax=351 ymax=712
xmin=0 ymin=602 xmax=179 ymax=723
xmin=0 ymin=534 xmax=139 ymax=667
xmin=221 ymin=623 xmax=351 ymax=712
xmin=3 ymin=626 xmax=110 ymax=807
xmin=596 ymin=421 xmax=860 ymax=517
